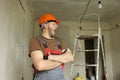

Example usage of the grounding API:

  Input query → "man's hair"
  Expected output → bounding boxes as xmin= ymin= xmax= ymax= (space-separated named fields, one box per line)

xmin=39 ymin=20 xmax=57 ymax=28
xmin=39 ymin=23 xmax=45 ymax=29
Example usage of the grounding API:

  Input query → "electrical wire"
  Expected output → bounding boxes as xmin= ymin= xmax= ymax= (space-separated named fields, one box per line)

xmin=79 ymin=0 xmax=91 ymax=23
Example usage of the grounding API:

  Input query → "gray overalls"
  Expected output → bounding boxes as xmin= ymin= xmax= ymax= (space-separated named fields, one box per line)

xmin=33 ymin=37 xmax=65 ymax=80
xmin=34 ymin=66 xmax=64 ymax=80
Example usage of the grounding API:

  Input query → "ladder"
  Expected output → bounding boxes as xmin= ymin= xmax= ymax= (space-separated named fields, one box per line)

xmin=70 ymin=14 xmax=107 ymax=80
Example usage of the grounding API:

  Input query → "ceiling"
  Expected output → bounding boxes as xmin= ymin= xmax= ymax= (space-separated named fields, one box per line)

xmin=27 ymin=0 xmax=120 ymax=22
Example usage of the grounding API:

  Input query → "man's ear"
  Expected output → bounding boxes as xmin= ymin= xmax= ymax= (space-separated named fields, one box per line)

xmin=44 ymin=23 xmax=49 ymax=29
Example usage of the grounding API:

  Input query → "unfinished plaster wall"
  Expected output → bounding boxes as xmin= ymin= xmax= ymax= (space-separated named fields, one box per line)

xmin=0 ymin=0 xmax=33 ymax=80
xmin=108 ymin=17 xmax=120 ymax=80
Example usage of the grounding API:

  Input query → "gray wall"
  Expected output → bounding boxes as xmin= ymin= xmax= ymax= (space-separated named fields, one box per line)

xmin=109 ymin=17 xmax=120 ymax=80
xmin=0 ymin=0 xmax=33 ymax=80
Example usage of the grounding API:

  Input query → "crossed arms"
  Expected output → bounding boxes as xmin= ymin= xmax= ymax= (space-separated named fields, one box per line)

xmin=30 ymin=48 xmax=74 ymax=71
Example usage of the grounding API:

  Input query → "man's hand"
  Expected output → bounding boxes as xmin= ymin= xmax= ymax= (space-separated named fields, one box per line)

xmin=48 ymin=48 xmax=74 ymax=63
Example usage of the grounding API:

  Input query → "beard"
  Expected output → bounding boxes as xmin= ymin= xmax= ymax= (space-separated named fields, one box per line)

xmin=48 ymin=29 xmax=55 ymax=38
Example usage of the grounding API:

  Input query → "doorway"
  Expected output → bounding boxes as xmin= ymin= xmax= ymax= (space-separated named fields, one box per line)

xmin=85 ymin=39 xmax=96 ymax=80
xmin=85 ymin=37 xmax=104 ymax=80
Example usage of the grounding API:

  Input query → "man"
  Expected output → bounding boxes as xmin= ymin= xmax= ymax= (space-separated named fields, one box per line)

xmin=29 ymin=13 xmax=74 ymax=80
xmin=86 ymin=67 xmax=95 ymax=80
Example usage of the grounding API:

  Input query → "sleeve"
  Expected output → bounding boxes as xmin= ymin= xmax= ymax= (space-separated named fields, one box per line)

xmin=59 ymin=38 xmax=68 ymax=50
xmin=29 ymin=38 xmax=43 ymax=57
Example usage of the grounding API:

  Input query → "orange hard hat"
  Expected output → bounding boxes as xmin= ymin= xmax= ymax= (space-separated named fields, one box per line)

xmin=38 ymin=13 xmax=60 ymax=26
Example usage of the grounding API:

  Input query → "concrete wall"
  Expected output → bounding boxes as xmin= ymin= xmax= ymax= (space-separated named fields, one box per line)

xmin=34 ymin=19 xmax=113 ymax=80
xmin=108 ymin=17 xmax=120 ymax=80
xmin=0 ymin=0 xmax=33 ymax=80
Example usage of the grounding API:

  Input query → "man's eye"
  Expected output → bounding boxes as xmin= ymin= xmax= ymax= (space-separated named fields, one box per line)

xmin=52 ymin=23 xmax=56 ymax=26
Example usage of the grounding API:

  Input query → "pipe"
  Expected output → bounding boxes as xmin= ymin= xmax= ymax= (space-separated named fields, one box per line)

xmin=79 ymin=24 xmax=120 ymax=31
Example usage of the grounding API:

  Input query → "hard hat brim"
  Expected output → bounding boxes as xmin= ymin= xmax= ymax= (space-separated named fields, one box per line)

xmin=56 ymin=20 xmax=60 ymax=24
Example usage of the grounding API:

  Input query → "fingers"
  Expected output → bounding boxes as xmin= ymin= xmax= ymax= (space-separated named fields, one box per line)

xmin=48 ymin=52 xmax=51 ymax=55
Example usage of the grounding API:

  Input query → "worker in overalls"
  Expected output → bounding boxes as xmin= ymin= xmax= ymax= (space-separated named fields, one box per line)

xmin=29 ymin=13 xmax=74 ymax=80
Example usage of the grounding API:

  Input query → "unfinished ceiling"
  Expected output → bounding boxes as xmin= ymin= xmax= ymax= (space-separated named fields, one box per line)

xmin=27 ymin=0 xmax=120 ymax=22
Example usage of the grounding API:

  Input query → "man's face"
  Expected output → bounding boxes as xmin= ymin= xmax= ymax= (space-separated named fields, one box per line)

xmin=47 ymin=22 xmax=59 ymax=37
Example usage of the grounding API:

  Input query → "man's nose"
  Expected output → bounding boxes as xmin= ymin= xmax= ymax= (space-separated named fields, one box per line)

xmin=56 ymin=24 xmax=59 ymax=29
